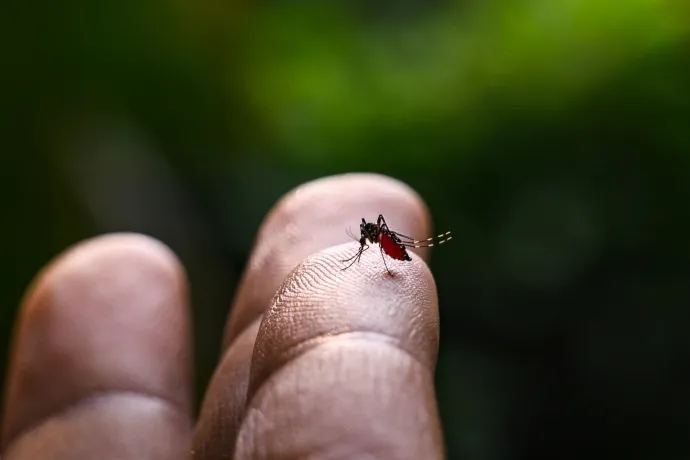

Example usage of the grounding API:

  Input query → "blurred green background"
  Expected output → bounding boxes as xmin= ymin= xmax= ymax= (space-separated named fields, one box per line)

xmin=3 ymin=0 xmax=690 ymax=458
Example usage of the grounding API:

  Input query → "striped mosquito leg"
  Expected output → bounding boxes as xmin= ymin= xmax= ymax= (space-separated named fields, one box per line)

xmin=404 ymin=231 xmax=452 ymax=248
xmin=411 ymin=231 xmax=452 ymax=244
xmin=437 ymin=232 xmax=452 ymax=244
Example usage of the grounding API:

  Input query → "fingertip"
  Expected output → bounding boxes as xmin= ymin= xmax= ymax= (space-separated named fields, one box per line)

xmin=272 ymin=173 xmax=431 ymax=230
xmin=20 ymin=233 xmax=185 ymax=311
xmin=249 ymin=242 xmax=440 ymax=404
xmin=259 ymin=173 xmax=433 ymax=262
xmin=38 ymin=232 xmax=184 ymax=286
xmin=3 ymin=232 xmax=192 ymax=451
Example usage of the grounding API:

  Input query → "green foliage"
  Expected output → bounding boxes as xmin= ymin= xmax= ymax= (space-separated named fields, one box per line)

xmin=239 ymin=0 xmax=689 ymax=168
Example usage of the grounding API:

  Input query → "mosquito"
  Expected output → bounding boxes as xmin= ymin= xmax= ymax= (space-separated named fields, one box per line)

xmin=340 ymin=214 xmax=452 ymax=275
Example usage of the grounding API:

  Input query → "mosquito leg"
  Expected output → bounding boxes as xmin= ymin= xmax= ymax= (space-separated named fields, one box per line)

xmin=400 ymin=234 xmax=453 ymax=248
xmin=340 ymin=248 xmax=363 ymax=263
xmin=341 ymin=253 xmax=361 ymax=271
xmin=378 ymin=215 xmax=393 ymax=238
xmin=390 ymin=231 xmax=416 ymax=241
xmin=377 ymin=214 xmax=402 ymax=244
xmin=340 ymin=245 xmax=369 ymax=270
xmin=379 ymin=246 xmax=392 ymax=276
xmin=392 ymin=230 xmax=452 ymax=244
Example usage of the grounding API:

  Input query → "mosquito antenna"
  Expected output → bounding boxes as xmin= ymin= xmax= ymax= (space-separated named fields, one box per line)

xmin=345 ymin=227 xmax=359 ymax=242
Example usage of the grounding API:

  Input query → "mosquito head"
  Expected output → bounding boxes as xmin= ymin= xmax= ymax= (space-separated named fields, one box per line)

xmin=360 ymin=219 xmax=380 ymax=244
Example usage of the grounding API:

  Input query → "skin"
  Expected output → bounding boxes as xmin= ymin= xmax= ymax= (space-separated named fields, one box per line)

xmin=1 ymin=173 xmax=446 ymax=459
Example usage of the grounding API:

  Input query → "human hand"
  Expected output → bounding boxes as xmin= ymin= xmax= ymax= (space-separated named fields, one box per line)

xmin=2 ymin=173 xmax=445 ymax=459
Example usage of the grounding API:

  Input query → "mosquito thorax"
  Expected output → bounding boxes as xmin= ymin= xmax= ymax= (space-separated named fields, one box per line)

xmin=362 ymin=222 xmax=380 ymax=241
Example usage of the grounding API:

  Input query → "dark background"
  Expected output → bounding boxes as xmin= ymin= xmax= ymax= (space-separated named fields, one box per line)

xmin=3 ymin=1 xmax=690 ymax=458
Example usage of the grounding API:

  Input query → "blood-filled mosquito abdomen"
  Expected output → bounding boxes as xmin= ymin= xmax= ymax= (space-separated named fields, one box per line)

xmin=379 ymin=233 xmax=409 ymax=261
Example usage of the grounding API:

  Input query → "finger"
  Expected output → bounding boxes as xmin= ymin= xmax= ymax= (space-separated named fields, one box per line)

xmin=193 ymin=173 xmax=433 ymax=459
xmin=222 ymin=173 xmax=432 ymax=349
xmin=236 ymin=244 xmax=444 ymax=459
xmin=191 ymin=320 xmax=260 ymax=460
xmin=2 ymin=233 xmax=193 ymax=460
